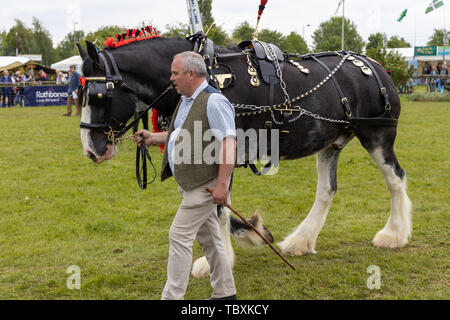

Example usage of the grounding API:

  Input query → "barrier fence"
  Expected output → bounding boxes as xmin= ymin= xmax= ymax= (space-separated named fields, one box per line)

xmin=1 ymin=74 xmax=449 ymax=107
xmin=0 ymin=82 xmax=69 ymax=107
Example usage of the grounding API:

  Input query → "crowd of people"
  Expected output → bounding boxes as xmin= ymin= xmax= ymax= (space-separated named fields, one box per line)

xmin=422 ymin=62 xmax=449 ymax=93
xmin=0 ymin=68 xmax=70 ymax=107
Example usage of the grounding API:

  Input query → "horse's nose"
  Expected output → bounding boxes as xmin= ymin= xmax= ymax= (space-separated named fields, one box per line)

xmin=87 ymin=150 xmax=98 ymax=162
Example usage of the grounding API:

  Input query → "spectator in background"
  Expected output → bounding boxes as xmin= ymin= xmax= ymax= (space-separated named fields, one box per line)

xmin=24 ymin=70 xmax=34 ymax=83
xmin=34 ymin=71 xmax=42 ymax=83
xmin=422 ymin=63 xmax=431 ymax=75
xmin=14 ymin=72 xmax=25 ymax=107
xmin=440 ymin=63 xmax=448 ymax=92
xmin=39 ymin=70 xmax=48 ymax=82
xmin=55 ymin=70 xmax=67 ymax=84
xmin=423 ymin=63 xmax=431 ymax=92
xmin=1 ymin=70 xmax=15 ymax=107
xmin=62 ymin=64 xmax=81 ymax=117
xmin=429 ymin=66 xmax=438 ymax=92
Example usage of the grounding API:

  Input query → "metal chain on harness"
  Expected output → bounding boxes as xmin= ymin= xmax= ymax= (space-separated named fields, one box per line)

xmin=233 ymin=53 xmax=352 ymax=125
xmin=266 ymin=43 xmax=290 ymax=104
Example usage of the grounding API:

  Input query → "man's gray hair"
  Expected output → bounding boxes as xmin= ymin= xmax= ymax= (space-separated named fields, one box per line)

xmin=173 ymin=51 xmax=207 ymax=77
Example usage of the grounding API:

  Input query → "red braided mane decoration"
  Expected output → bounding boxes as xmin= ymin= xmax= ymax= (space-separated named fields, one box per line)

xmin=104 ymin=25 xmax=162 ymax=49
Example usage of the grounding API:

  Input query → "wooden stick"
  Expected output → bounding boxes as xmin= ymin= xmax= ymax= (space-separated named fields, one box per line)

xmin=205 ymin=187 xmax=296 ymax=271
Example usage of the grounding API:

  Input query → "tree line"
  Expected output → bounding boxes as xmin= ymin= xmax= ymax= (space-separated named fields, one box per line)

xmin=0 ymin=0 xmax=448 ymax=87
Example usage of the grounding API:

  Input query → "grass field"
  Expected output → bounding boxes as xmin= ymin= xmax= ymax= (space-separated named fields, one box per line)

xmin=0 ymin=99 xmax=448 ymax=300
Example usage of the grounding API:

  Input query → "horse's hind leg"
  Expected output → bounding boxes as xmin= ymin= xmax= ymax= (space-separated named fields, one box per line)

xmin=279 ymin=143 xmax=345 ymax=256
xmin=359 ymin=129 xmax=412 ymax=248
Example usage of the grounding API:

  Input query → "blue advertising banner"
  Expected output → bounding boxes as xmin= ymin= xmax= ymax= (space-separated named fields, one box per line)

xmin=24 ymin=85 xmax=68 ymax=107
xmin=437 ymin=46 xmax=450 ymax=56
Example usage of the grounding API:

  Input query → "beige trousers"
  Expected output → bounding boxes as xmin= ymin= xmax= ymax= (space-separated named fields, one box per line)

xmin=161 ymin=178 xmax=236 ymax=300
xmin=66 ymin=94 xmax=80 ymax=115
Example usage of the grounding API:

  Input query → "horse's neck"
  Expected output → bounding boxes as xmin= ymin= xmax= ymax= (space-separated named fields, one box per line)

xmin=116 ymin=38 xmax=192 ymax=77
xmin=111 ymin=37 xmax=190 ymax=95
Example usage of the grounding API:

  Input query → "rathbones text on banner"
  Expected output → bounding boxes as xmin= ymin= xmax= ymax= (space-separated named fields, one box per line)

xmin=35 ymin=90 xmax=68 ymax=99
xmin=24 ymin=85 xmax=69 ymax=107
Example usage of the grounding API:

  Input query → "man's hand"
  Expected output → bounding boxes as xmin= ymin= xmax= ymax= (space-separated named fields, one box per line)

xmin=211 ymin=182 xmax=229 ymax=206
xmin=134 ymin=130 xmax=169 ymax=147
xmin=134 ymin=129 xmax=153 ymax=147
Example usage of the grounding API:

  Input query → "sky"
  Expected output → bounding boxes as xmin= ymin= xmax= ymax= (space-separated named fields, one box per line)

xmin=0 ymin=0 xmax=448 ymax=49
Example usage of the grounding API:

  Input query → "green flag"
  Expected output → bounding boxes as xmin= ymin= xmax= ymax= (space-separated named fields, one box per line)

xmin=425 ymin=0 xmax=444 ymax=14
xmin=397 ymin=9 xmax=407 ymax=22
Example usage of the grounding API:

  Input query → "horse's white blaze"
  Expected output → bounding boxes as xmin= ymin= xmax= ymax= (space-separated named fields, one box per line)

xmin=80 ymin=102 xmax=118 ymax=162
xmin=279 ymin=150 xmax=335 ymax=255
xmin=80 ymin=103 xmax=94 ymax=157
xmin=370 ymin=148 xmax=412 ymax=248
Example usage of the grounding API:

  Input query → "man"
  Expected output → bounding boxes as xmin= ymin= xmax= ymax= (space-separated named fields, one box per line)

xmin=63 ymin=64 xmax=81 ymax=116
xmin=1 ymin=70 xmax=14 ymax=107
xmin=135 ymin=51 xmax=237 ymax=300
xmin=440 ymin=63 xmax=448 ymax=92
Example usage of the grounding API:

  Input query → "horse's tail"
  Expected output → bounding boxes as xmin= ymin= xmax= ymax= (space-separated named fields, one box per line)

xmin=218 ymin=174 xmax=274 ymax=247
xmin=229 ymin=210 xmax=274 ymax=247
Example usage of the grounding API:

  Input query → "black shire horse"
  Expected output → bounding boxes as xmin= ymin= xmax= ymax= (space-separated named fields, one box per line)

xmin=77 ymin=35 xmax=412 ymax=278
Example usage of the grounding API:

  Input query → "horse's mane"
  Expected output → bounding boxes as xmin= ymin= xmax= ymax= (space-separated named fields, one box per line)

xmin=81 ymin=25 xmax=241 ymax=76
xmin=103 ymin=25 xmax=242 ymax=53
xmin=82 ymin=25 xmax=163 ymax=75
xmin=104 ymin=25 xmax=162 ymax=49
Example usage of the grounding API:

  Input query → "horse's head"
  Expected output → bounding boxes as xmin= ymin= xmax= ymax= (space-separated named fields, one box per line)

xmin=77 ymin=41 xmax=138 ymax=163
xmin=77 ymin=37 xmax=193 ymax=163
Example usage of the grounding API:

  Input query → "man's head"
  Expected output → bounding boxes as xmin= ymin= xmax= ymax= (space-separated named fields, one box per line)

xmin=170 ymin=51 xmax=207 ymax=97
xmin=3 ymin=70 xmax=8 ymax=77
xmin=69 ymin=64 xmax=76 ymax=72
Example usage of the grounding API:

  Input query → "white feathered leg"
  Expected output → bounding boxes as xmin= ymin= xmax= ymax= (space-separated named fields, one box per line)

xmin=370 ymin=147 xmax=412 ymax=248
xmin=279 ymin=146 xmax=341 ymax=256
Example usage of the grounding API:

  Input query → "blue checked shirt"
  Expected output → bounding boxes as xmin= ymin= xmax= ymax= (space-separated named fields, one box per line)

xmin=168 ymin=80 xmax=236 ymax=176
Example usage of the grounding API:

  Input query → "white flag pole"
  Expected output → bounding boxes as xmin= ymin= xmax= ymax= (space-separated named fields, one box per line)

xmin=186 ymin=0 xmax=204 ymax=34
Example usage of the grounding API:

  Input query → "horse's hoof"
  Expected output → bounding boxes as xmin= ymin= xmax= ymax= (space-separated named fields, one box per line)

xmin=278 ymin=235 xmax=317 ymax=256
xmin=191 ymin=256 xmax=210 ymax=279
xmin=372 ymin=229 xmax=408 ymax=248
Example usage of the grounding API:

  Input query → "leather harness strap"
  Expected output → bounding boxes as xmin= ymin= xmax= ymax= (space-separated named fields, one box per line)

xmin=357 ymin=55 xmax=391 ymax=108
xmin=347 ymin=55 xmax=398 ymax=129
xmin=311 ymin=55 xmax=352 ymax=117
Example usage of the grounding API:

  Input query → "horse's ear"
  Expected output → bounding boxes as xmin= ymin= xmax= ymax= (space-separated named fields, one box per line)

xmin=85 ymin=41 xmax=99 ymax=63
xmin=77 ymin=43 xmax=88 ymax=60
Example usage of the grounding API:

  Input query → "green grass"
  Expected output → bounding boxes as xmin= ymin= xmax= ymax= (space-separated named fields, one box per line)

xmin=0 ymin=100 xmax=448 ymax=300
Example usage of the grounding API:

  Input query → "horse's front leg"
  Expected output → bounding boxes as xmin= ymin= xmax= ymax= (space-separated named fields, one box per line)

xmin=279 ymin=144 xmax=344 ymax=255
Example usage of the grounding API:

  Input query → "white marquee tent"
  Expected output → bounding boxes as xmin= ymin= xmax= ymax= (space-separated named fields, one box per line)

xmin=50 ymin=55 xmax=83 ymax=74
xmin=0 ymin=56 xmax=30 ymax=69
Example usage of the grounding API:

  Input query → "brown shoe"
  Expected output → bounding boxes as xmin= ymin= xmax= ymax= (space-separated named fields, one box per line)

xmin=62 ymin=112 xmax=71 ymax=117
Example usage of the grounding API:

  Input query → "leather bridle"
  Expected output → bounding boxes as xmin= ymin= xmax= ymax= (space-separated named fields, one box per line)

xmin=79 ymin=49 xmax=172 ymax=189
